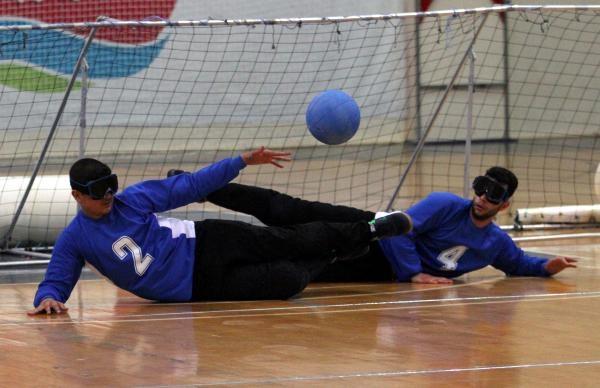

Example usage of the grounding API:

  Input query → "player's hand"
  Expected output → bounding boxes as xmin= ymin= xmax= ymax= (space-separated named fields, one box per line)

xmin=544 ymin=256 xmax=577 ymax=275
xmin=27 ymin=298 xmax=68 ymax=315
xmin=411 ymin=273 xmax=453 ymax=284
xmin=241 ymin=146 xmax=292 ymax=168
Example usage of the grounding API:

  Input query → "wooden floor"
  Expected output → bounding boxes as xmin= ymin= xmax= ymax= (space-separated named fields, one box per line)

xmin=1 ymin=237 xmax=599 ymax=386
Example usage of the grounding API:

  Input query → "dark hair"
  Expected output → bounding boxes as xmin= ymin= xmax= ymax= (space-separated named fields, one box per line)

xmin=485 ymin=166 xmax=518 ymax=198
xmin=69 ymin=158 xmax=112 ymax=189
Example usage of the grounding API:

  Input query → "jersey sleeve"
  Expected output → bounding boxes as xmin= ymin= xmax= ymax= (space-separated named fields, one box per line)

xmin=381 ymin=193 xmax=455 ymax=281
xmin=406 ymin=192 xmax=456 ymax=232
xmin=120 ymin=156 xmax=246 ymax=213
xmin=381 ymin=235 xmax=423 ymax=281
xmin=33 ymin=231 xmax=85 ymax=307
xmin=491 ymin=235 xmax=550 ymax=277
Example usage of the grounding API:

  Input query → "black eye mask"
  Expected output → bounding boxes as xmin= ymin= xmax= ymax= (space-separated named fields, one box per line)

xmin=71 ymin=174 xmax=118 ymax=200
xmin=472 ymin=175 xmax=509 ymax=205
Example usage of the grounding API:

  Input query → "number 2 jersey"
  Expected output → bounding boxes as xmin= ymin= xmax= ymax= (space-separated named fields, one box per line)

xmin=33 ymin=156 xmax=247 ymax=307
xmin=377 ymin=192 xmax=550 ymax=281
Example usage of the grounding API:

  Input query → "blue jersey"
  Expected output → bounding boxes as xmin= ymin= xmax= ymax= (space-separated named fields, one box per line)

xmin=33 ymin=156 xmax=246 ymax=307
xmin=378 ymin=192 xmax=550 ymax=281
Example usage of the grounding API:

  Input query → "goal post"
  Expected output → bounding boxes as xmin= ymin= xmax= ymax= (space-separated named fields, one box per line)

xmin=1 ymin=5 xmax=599 ymax=248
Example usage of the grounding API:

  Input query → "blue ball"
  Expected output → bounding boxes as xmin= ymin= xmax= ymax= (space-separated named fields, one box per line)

xmin=306 ymin=90 xmax=361 ymax=145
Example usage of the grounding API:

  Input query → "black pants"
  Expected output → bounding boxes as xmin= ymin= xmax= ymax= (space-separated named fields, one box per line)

xmin=192 ymin=187 xmax=379 ymax=301
xmin=192 ymin=184 xmax=395 ymax=301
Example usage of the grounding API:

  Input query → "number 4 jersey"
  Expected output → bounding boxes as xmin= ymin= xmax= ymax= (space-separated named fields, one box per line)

xmin=33 ymin=156 xmax=247 ymax=306
xmin=377 ymin=192 xmax=550 ymax=281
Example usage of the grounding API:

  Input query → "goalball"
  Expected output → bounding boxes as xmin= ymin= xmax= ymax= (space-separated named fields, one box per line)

xmin=305 ymin=90 xmax=361 ymax=145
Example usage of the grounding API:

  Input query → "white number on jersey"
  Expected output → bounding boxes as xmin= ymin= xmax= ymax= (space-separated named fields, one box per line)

xmin=112 ymin=236 xmax=155 ymax=276
xmin=436 ymin=245 xmax=468 ymax=271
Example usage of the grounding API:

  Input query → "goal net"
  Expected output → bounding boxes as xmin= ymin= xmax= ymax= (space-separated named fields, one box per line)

xmin=1 ymin=5 xmax=599 ymax=247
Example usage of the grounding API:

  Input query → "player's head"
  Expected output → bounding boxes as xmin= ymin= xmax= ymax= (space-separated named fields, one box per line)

xmin=484 ymin=167 xmax=518 ymax=199
xmin=69 ymin=158 xmax=118 ymax=218
xmin=471 ymin=167 xmax=518 ymax=221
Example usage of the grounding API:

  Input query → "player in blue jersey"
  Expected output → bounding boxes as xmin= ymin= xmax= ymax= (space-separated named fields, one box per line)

xmin=191 ymin=166 xmax=576 ymax=285
xmin=29 ymin=147 xmax=413 ymax=314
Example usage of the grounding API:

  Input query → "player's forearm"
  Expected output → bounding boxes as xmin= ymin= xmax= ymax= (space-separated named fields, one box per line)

xmin=189 ymin=156 xmax=246 ymax=200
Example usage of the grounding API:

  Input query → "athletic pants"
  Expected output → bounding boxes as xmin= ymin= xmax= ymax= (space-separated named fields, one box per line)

xmin=191 ymin=184 xmax=382 ymax=301
xmin=191 ymin=183 xmax=395 ymax=301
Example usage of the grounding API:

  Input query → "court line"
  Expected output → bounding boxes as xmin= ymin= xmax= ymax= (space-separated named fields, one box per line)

xmin=301 ymin=277 xmax=506 ymax=300
xmin=141 ymin=360 xmax=600 ymax=386
xmin=0 ymin=275 xmax=590 ymax=312
xmin=0 ymin=287 xmax=590 ymax=317
xmin=3 ymin=291 xmax=599 ymax=327
xmin=2 ymin=276 xmax=495 ymax=290
xmin=0 ymin=278 xmax=105 ymax=287
xmin=522 ymin=249 xmax=591 ymax=261
xmin=40 ymin=290 xmax=600 ymax=320
xmin=0 ymin=274 xmax=587 ymax=312
xmin=2 ymin=287 xmax=597 ymax=316
xmin=0 ymin=276 xmax=510 ymax=309
xmin=515 ymin=232 xmax=600 ymax=242
xmin=0 ymin=337 xmax=28 ymax=346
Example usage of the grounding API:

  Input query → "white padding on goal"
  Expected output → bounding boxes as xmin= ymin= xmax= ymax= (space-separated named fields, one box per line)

xmin=0 ymin=175 xmax=76 ymax=245
xmin=515 ymin=205 xmax=600 ymax=225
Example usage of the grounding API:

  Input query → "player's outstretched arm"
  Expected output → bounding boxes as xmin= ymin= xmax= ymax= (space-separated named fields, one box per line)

xmin=544 ymin=256 xmax=577 ymax=275
xmin=241 ymin=146 xmax=291 ymax=168
xmin=27 ymin=298 xmax=68 ymax=315
xmin=411 ymin=273 xmax=453 ymax=284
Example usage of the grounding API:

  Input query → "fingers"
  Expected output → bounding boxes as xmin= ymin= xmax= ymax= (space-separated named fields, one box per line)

xmin=426 ymin=277 xmax=452 ymax=284
xmin=27 ymin=300 xmax=68 ymax=315
xmin=545 ymin=257 xmax=578 ymax=274
xmin=269 ymin=154 xmax=292 ymax=168
xmin=263 ymin=150 xmax=292 ymax=158
xmin=47 ymin=301 xmax=67 ymax=314
xmin=558 ymin=257 xmax=578 ymax=268
xmin=270 ymin=155 xmax=292 ymax=162
xmin=26 ymin=305 xmax=50 ymax=315
xmin=422 ymin=279 xmax=451 ymax=284
xmin=243 ymin=147 xmax=292 ymax=167
xmin=254 ymin=147 xmax=291 ymax=159
xmin=262 ymin=151 xmax=291 ymax=164
xmin=412 ymin=274 xmax=453 ymax=284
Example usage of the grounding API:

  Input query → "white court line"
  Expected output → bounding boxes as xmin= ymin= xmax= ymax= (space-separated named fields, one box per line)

xmin=515 ymin=232 xmax=600 ymax=242
xmin=0 ymin=275 xmax=589 ymax=313
xmin=2 ymin=288 xmax=592 ymax=318
xmin=0 ymin=337 xmax=28 ymax=346
xmin=141 ymin=360 xmax=600 ymax=386
xmin=99 ymin=290 xmax=600 ymax=318
xmin=0 ymin=278 xmax=105 ymax=287
xmin=522 ymin=249 xmax=591 ymax=261
xmin=519 ymin=250 xmax=599 ymax=268
xmin=3 ymin=292 xmax=599 ymax=327
xmin=301 ymin=277 xmax=506 ymax=300
xmin=0 ymin=276 xmax=507 ymax=309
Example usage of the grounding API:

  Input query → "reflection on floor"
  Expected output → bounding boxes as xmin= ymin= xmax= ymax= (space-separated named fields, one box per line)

xmin=0 ymin=235 xmax=598 ymax=386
